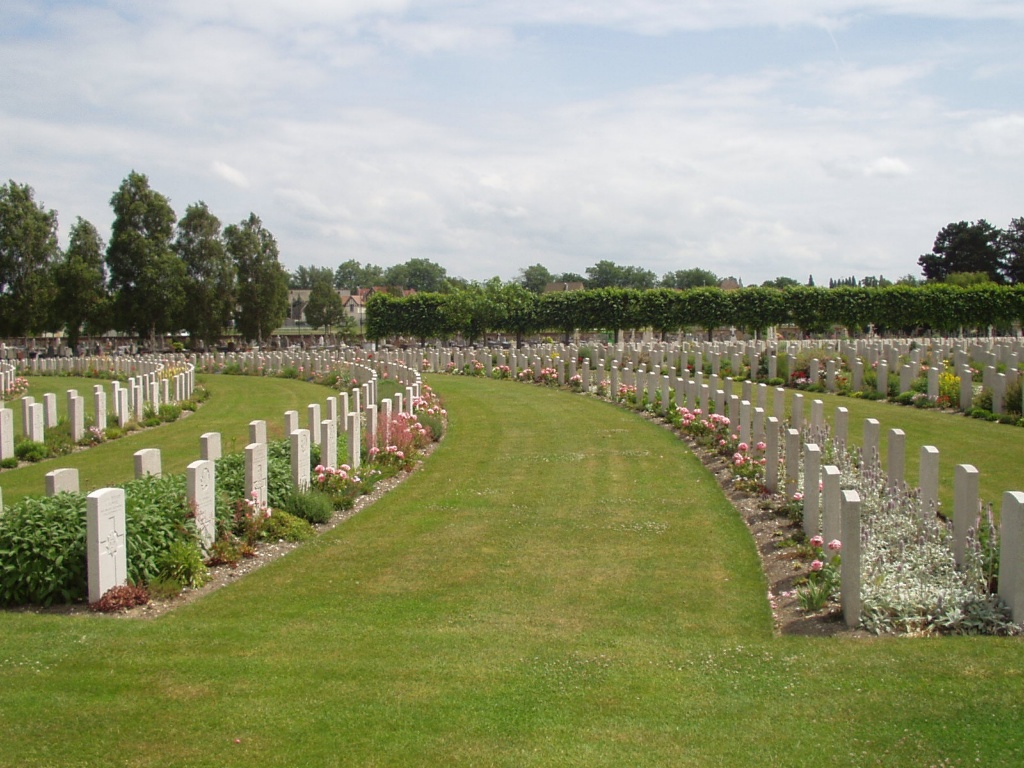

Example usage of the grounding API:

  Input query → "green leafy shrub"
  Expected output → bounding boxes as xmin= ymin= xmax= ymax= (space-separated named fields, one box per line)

xmin=972 ymin=388 xmax=993 ymax=412
xmin=122 ymin=474 xmax=197 ymax=586
xmin=14 ymin=440 xmax=48 ymax=463
xmin=261 ymin=509 xmax=314 ymax=542
xmin=0 ymin=493 xmax=88 ymax=606
xmin=0 ymin=457 xmax=18 ymax=469
xmin=44 ymin=422 xmax=76 ymax=456
xmin=1003 ymin=377 xmax=1022 ymax=417
xmin=158 ymin=404 xmax=181 ymax=422
xmin=157 ymin=540 xmax=209 ymax=589
xmin=205 ymin=535 xmax=242 ymax=567
xmin=281 ymin=489 xmax=335 ymax=524
xmin=417 ymin=412 xmax=445 ymax=441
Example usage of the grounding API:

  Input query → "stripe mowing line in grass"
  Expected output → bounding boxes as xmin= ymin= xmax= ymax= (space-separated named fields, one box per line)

xmin=1 ymin=375 xmax=1024 ymax=766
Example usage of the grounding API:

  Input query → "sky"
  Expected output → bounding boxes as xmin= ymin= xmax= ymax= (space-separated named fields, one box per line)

xmin=2 ymin=1 xmax=1022 ymax=287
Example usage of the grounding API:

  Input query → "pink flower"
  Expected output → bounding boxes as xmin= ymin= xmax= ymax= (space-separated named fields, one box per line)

xmin=755 ymin=442 xmax=766 ymax=451
xmin=793 ymin=492 xmax=804 ymax=501
xmin=738 ymin=442 xmax=748 ymax=452
xmin=809 ymin=535 xmax=824 ymax=548
xmin=827 ymin=539 xmax=842 ymax=552
xmin=810 ymin=560 xmax=824 ymax=572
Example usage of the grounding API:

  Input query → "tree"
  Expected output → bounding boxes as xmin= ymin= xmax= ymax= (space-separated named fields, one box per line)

xmin=918 ymin=220 xmax=1005 ymax=283
xmin=661 ymin=268 xmax=719 ymax=290
xmin=289 ymin=265 xmax=334 ymax=290
xmin=760 ymin=276 xmax=799 ymax=290
xmin=1000 ymin=217 xmax=1024 ymax=284
xmin=384 ymin=258 xmax=448 ymax=292
xmin=0 ymin=180 xmax=60 ymax=337
xmin=175 ymin=202 xmax=234 ymax=348
xmin=555 ymin=272 xmax=586 ymax=284
xmin=227 ymin=213 xmax=288 ymax=344
xmin=304 ymin=274 xmax=345 ymax=336
xmin=106 ymin=171 xmax=184 ymax=345
xmin=54 ymin=217 xmax=108 ymax=351
xmin=585 ymin=260 xmax=657 ymax=289
xmin=493 ymin=282 xmax=538 ymax=347
xmin=519 ymin=264 xmax=553 ymax=294
xmin=334 ymin=260 xmax=384 ymax=292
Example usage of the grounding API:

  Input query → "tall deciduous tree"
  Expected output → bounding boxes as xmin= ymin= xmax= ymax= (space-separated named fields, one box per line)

xmin=334 ymin=260 xmax=384 ymax=292
xmin=519 ymin=264 xmax=554 ymax=294
xmin=661 ymin=268 xmax=719 ymax=290
xmin=175 ymin=202 xmax=234 ymax=348
xmin=384 ymin=258 xmax=448 ymax=292
xmin=1000 ymin=217 xmax=1024 ymax=284
xmin=918 ymin=220 xmax=1005 ymax=283
xmin=304 ymin=273 xmax=345 ymax=336
xmin=55 ymin=217 xmax=108 ymax=351
xmin=585 ymin=260 xmax=657 ymax=289
xmin=227 ymin=213 xmax=288 ymax=344
xmin=0 ymin=180 xmax=60 ymax=336
xmin=106 ymin=171 xmax=183 ymax=345
xmin=289 ymin=265 xmax=334 ymax=290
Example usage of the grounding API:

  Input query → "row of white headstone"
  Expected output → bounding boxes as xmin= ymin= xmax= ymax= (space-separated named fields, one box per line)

xmin=0 ymin=365 xmax=195 ymax=463
xmin=72 ymin=356 xmax=423 ymax=604
xmin=423 ymin=334 xmax=1023 ymax=414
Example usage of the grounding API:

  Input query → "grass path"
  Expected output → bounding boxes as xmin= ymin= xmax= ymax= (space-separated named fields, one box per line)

xmin=0 ymin=375 xmax=1022 ymax=766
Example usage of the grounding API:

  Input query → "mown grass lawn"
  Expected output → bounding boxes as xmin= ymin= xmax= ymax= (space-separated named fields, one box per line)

xmin=0 ymin=375 xmax=1022 ymax=767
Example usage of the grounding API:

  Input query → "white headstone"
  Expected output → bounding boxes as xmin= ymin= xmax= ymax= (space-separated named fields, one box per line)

xmin=840 ymin=489 xmax=861 ymax=629
xmin=347 ymin=411 xmax=361 ymax=470
xmin=134 ymin=448 xmax=162 ymax=479
xmin=308 ymin=404 xmax=322 ymax=446
xmin=321 ymin=419 xmax=338 ymax=469
xmin=45 ymin=467 xmax=80 ymax=496
xmin=27 ymin=402 xmax=44 ymax=443
xmin=87 ymin=488 xmax=127 ymax=603
xmin=248 ymin=419 xmax=267 ymax=445
xmin=0 ymin=407 xmax=13 ymax=461
xmin=42 ymin=392 xmax=58 ymax=429
xmin=284 ymin=410 xmax=298 ymax=436
xmin=245 ymin=442 xmax=268 ymax=508
xmin=200 ymin=432 xmax=222 ymax=461
xmin=187 ymin=459 xmax=216 ymax=552
xmin=291 ymin=429 xmax=311 ymax=491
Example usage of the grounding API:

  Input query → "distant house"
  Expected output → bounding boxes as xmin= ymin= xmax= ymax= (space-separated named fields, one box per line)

xmin=543 ymin=281 xmax=586 ymax=293
xmin=343 ymin=294 xmax=366 ymax=332
xmin=718 ymin=277 xmax=742 ymax=291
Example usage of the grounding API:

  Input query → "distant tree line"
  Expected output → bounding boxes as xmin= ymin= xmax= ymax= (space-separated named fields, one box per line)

xmin=4 ymin=174 xmax=1019 ymax=349
xmin=0 ymin=174 xmax=289 ymax=348
xmin=367 ymin=283 xmax=1024 ymax=345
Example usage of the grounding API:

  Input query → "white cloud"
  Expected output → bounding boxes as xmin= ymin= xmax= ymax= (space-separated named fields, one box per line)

xmin=0 ymin=0 xmax=1021 ymax=287
xmin=864 ymin=156 xmax=912 ymax=177
xmin=212 ymin=161 xmax=250 ymax=188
